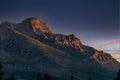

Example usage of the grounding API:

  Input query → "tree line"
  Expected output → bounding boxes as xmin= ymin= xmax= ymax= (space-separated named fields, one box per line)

xmin=0 ymin=62 xmax=120 ymax=80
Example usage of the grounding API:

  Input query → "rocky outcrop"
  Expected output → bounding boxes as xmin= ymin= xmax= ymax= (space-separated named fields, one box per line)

xmin=21 ymin=17 xmax=53 ymax=34
xmin=46 ymin=34 xmax=82 ymax=50
xmin=92 ymin=51 xmax=120 ymax=72
xmin=81 ymin=45 xmax=120 ymax=72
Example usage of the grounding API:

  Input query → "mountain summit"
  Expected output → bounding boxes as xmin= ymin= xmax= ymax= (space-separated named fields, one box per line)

xmin=22 ymin=17 xmax=53 ymax=34
xmin=0 ymin=17 xmax=119 ymax=80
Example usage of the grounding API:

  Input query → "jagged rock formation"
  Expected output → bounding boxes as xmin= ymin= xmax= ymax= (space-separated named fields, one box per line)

xmin=92 ymin=51 xmax=120 ymax=72
xmin=0 ymin=17 xmax=119 ymax=80
xmin=21 ymin=17 xmax=53 ymax=34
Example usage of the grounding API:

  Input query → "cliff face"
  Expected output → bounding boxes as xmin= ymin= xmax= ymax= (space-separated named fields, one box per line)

xmin=21 ymin=17 xmax=53 ymax=34
xmin=0 ymin=17 xmax=119 ymax=80
xmin=21 ymin=18 xmax=82 ymax=49
xmin=92 ymin=51 xmax=120 ymax=71
xmin=1 ymin=17 xmax=83 ymax=52
xmin=81 ymin=45 xmax=120 ymax=72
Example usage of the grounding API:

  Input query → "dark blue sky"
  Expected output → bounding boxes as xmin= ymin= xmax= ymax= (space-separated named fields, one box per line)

xmin=0 ymin=0 xmax=119 ymax=46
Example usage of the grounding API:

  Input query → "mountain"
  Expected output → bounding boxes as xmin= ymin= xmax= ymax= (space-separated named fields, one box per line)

xmin=92 ymin=39 xmax=120 ymax=62
xmin=0 ymin=17 xmax=119 ymax=80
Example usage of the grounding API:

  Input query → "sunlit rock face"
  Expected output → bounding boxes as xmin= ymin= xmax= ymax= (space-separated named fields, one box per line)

xmin=51 ymin=34 xmax=82 ymax=48
xmin=22 ymin=17 xmax=53 ymax=34
xmin=11 ymin=17 xmax=53 ymax=38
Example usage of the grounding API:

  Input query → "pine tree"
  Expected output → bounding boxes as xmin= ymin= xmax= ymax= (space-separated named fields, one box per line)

xmin=44 ymin=72 xmax=51 ymax=80
xmin=70 ymin=75 xmax=74 ymax=80
xmin=0 ymin=62 xmax=4 ymax=80
xmin=36 ymin=72 xmax=41 ymax=80
xmin=115 ymin=69 xmax=120 ymax=80
xmin=8 ymin=72 xmax=16 ymax=80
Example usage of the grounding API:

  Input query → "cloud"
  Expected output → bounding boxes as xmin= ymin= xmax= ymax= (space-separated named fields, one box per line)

xmin=91 ymin=39 xmax=120 ymax=51
xmin=111 ymin=53 xmax=120 ymax=62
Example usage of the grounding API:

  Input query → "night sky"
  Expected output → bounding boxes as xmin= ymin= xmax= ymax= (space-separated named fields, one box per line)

xmin=0 ymin=0 xmax=119 ymax=49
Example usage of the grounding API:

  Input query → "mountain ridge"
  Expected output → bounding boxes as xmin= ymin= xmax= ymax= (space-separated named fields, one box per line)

xmin=0 ymin=17 xmax=119 ymax=80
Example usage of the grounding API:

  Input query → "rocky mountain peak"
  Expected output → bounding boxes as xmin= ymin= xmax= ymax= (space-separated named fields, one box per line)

xmin=21 ymin=17 xmax=53 ymax=34
xmin=22 ymin=17 xmax=40 ymax=22
xmin=0 ymin=17 xmax=120 ymax=80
